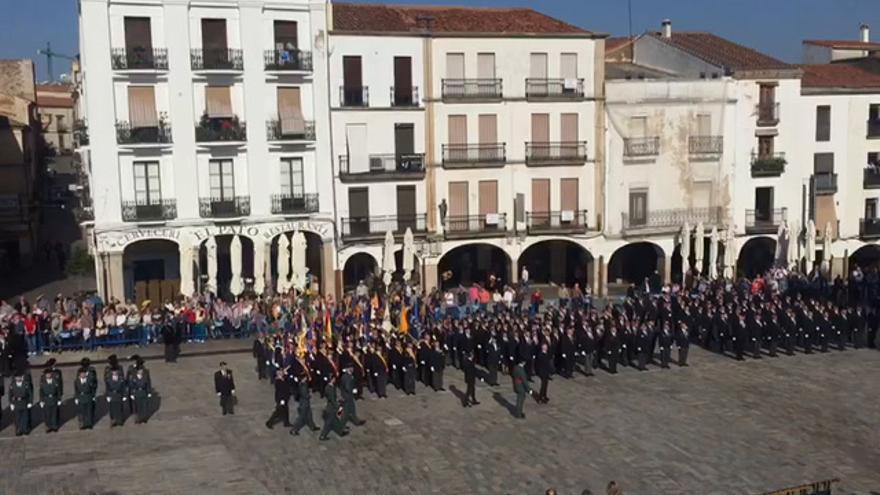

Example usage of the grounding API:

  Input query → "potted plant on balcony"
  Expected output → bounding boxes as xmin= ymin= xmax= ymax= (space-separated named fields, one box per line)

xmin=196 ymin=113 xmax=245 ymax=142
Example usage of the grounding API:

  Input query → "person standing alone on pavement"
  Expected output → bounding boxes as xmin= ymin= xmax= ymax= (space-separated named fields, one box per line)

xmin=214 ymin=361 xmax=236 ymax=415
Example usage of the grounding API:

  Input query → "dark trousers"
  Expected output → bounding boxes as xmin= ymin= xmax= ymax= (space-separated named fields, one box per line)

xmin=219 ymin=394 xmax=234 ymax=415
xmin=538 ymin=377 xmax=549 ymax=402
xmin=320 ymin=409 xmax=345 ymax=439
xmin=134 ymin=394 xmax=150 ymax=422
xmin=752 ymin=339 xmax=762 ymax=358
xmin=677 ymin=346 xmax=689 ymax=366
xmin=660 ymin=347 xmax=671 ymax=368
xmin=431 ymin=369 xmax=444 ymax=391
xmin=768 ymin=339 xmax=778 ymax=356
xmin=109 ymin=398 xmax=124 ymax=425
xmin=606 ymin=352 xmax=618 ymax=374
xmin=164 ymin=343 xmax=175 ymax=362
xmin=292 ymin=403 xmax=318 ymax=433
xmin=266 ymin=402 xmax=290 ymax=427
xmin=42 ymin=402 xmax=60 ymax=431
xmin=374 ymin=373 xmax=387 ymax=398
xmin=14 ymin=406 xmax=30 ymax=435
xmin=514 ymin=392 xmax=526 ymax=418
xmin=77 ymin=398 xmax=94 ymax=428
xmin=465 ymin=379 xmax=477 ymax=404
xmin=486 ymin=363 xmax=499 ymax=385
xmin=637 ymin=351 xmax=648 ymax=371
xmin=403 ymin=368 xmax=416 ymax=395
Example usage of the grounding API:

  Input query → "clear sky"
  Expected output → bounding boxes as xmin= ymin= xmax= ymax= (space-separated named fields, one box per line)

xmin=1 ymin=0 xmax=878 ymax=81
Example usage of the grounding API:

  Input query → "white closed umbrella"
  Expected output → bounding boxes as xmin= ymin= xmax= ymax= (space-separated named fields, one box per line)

xmin=680 ymin=222 xmax=691 ymax=282
xmin=229 ymin=235 xmax=243 ymax=297
xmin=382 ymin=230 xmax=395 ymax=287
xmin=785 ymin=222 xmax=797 ymax=269
xmin=206 ymin=236 xmax=218 ymax=295
xmin=276 ymin=233 xmax=290 ymax=294
xmin=291 ymin=231 xmax=308 ymax=291
xmin=775 ymin=221 xmax=785 ymax=266
xmin=253 ymin=237 xmax=267 ymax=295
xmin=806 ymin=219 xmax=816 ymax=272
xmin=822 ymin=222 xmax=833 ymax=274
xmin=402 ymin=227 xmax=415 ymax=282
xmin=708 ymin=226 xmax=719 ymax=280
xmin=694 ymin=222 xmax=704 ymax=275
xmin=179 ymin=237 xmax=194 ymax=297
xmin=723 ymin=228 xmax=736 ymax=279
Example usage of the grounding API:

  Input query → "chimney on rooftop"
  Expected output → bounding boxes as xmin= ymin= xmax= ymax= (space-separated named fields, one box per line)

xmin=860 ymin=23 xmax=870 ymax=43
xmin=662 ymin=19 xmax=672 ymax=38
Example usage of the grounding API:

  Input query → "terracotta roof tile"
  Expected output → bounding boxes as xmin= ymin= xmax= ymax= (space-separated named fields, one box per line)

xmin=606 ymin=36 xmax=634 ymax=53
xmin=803 ymin=40 xmax=880 ymax=50
xmin=800 ymin=64 xmax=880 ymax=89
xmin=651 ymin=32 xmax=793 ymax=72
xmin=36 ymin=94 xmax=74 ymax=108
xmin=332 ymin=3 xmax=592 ymax=35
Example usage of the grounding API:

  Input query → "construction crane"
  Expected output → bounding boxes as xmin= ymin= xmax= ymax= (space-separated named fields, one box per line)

xmin=37 ymin=42 xmax=76 ymax=82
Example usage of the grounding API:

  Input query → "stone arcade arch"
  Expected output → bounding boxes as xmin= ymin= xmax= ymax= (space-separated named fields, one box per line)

xmin=517 ymin=239 xmax=592 ymax=287
xmin=438 ymin=243 xmax=511 ymax=289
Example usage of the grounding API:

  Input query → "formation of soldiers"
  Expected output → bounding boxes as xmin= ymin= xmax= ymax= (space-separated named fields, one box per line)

xmin=1 ymin=355 xmax=154 ymax=436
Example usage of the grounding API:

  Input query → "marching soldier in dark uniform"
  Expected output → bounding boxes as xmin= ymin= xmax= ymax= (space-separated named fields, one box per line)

xmin=339 ymin=366 xmax=365 ymax=426
xmin=430 ymin=340 xmax=446 ymax=391
xmin=461 ymin=349 xmax=479 ymax=407
xmin=849 ymin=306 xmax=866 ymax=349
xmin=603 ymin=326 xmax=620 ymax=374
xmin=749 ymin=311 xmax=764 ymax=359
xmin=105 ymin=368 xmax=128 ymax=427
xmin=765 ymin=311 xmax=779 ymax=357
xmin=511 ymin=359 xmax=532 ymax=419
xmin=161 ymin=319 xmax=177 ymax=362
xmin=402 ymin=343 xmax=417 ymax=395
xmin=126 ymin=355 xmax=151 ymax=413
xmin=319 ymin=376 xmax=349 ymax=441
xmin=535 ymin=343 xmax=552 ymax=404
xmin=10 ymin=373 xmax=32 ymax=436
xmin=265 ymin=369 xmax=291 ymax=429
xmin=252 ymin=336 xmax=268 ymax=380
xmin=484 ymin=335 xmax=500 ymax=386
xmin=214 ymin=361 xmax=236 ymax=415
xmin=369 ymin=345 xmax=389 ymax=399
xmin=39 ymin=366 xmax=62 ymax=432
xmin=636 ymin=324 xmax=650 ymax=371
xmin=832 ymin=307 xmax=848 ymax=351
xmin=658 ymin=322 xmax=673 ymax=369
xmin=733 ymin=312 xmax=747 ymax=360
xmin=130 ymin=367 xmax=152 ymax=424
xmin=558 ymin=328 xmax=576 ymax=378
xmin=782 ymin=308 xmax=797 ymax=355
xmin=290 ymin=369 xmax=320 ymax=436
xmin=74 ymin=368 xmax=97 ymax=429
xmin=675 ymin=321 xmax=690 ymax=366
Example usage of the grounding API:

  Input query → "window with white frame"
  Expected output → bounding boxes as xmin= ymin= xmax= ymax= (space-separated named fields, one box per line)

xmin=280 ymin=157 xmax=304 ymax=198
xmin=209 ymin=159 xmax=234 ymax=200
xmin=133 ymin=161 xmax=161 ymax=205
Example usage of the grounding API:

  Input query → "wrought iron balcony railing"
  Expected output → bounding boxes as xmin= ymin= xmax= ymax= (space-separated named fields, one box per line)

xmin=622 ymin=207 xmax=723 ymax=233
xmin=339 ymin=153 xmax=425 ymax=180
xmin=814 ymin=173 xmax=837 ymax=195
xmin=190 ymin=48 xmax=244 ymax=71
xmin=271 ymin=193 xmax=319 ymax=215
xmin=868 ymin=119 xmax=880 ymax=138
xmin=624 ymin=137 xmax=660 ymax=157
xmin=751 ymin=152 xmax=786 ymax=177
xmin=526 ymin=210 xmax=589 ymax=234
xmin=442 ymin=143 xmax=506 ymax=168
xmin=688 ymin=136 xmax=723 ymax=155
xmin=263 ymin=49 xmax=312 ymax=71
xmin=745 ymin=207 xmax=787 ymax=234
xmin=864 ymin=167 xmax=880 ymax=188
xmin=390 ymin=86 xmax=419 ymax=107
xmin=199 ymin=196 xmax=250 ymax=218
xmin=444 ymin=214 xmax=508 ymax=239
xmin=116 ymin=119 xmax=172 ymax=145
xmin=525 ymin=141 xmax=587 ymax=165
xmin=111 ymin=47 xmax=168 ymax=70
xmin=121 ymin=199 xmax=177 ymax=222
xmin=441 ymin=79 xmax=503 ymax=100
xmin=860 ymin=218 xmax=880 ymax=239
xmin=266 ymin=118 xmax=315 ymax=141
xmin=340 ymin=86 xmax=369 ymax=107
xmin=195 ymin=116 xmax=247 ymax=142
xmin=525 ymin=78 xmax=585 ymax=99
xmin=342 ymin=214 xmax=428 ymax=240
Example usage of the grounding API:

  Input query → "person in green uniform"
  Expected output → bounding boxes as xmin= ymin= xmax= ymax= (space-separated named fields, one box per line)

xmin=39 ymin=367 xmax=62 ymax=432
xmin=512 ymin=359 xmax=533 ymax=419
xmin=74 ymin=368 xmax=97 ymax=429
xmin=129 ymin=368 xmax=153 ymax=424
xmin=289 ymin=373 xmax=319 ymax=436
xmin=319 ymin=376 xmax=349 ymax=441
xmin=9 ymin=372 xmax=32 ymax=436
xmin=105 ymin=369 xmax=128 ymax=427
xmin=339 ymin=366 xmax=365 ymax=426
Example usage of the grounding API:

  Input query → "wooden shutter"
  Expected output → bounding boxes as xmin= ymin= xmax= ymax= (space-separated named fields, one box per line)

xmin=128 ymin=86 xmax=158 ymax=127
xmin=561 ymin=114 xmax=578 ymax=142
xmin=477 ymin=53 xmax=495 ymax=79
xmin=531 ymin=114 xmax=549 ymax=143
xmin=478 ymin=180 xmax=497 ymax=215
xmin=446 ymin=53 xmax=464 ymax=79
xmin=201 ymin=19 xmax=227 ymax=50
xmin=394 ymin=124 xmax=414 ymax=155
xmin=343 ymin=56 xmax=362 ymax=88
xmin=449 ymin=182 xmax=469 ymax=232
xmin=394 ymin=57 xmax=412 ymax=91
xmin=448 ymin=115 xmax=467 ymax=144
xmin=629 ymin=191 xmax=647 ymax=224
xmin=206 ymin=86 xmax=232 ymax=118
xmin=124 ymin=17 xmax=152 ymax=51
xmin=345 ymin=124 xmax=369 ymax=174
xmin=274 ymin=20 xmax=298 ymax=50
xmin=529 ymin=53 xmax=547 ymax=79
xmin=277 ymin=87 xmax=303 ymax=134
xmin=478 ymin=114 xmax=497 ymax=144
xmin=560 ymin=178 xmax=578 ymax=212
xmin=531 ymin=179 xmax=550 ymax=213
xmin=560 ymin=53 xmax=578 ymax=80
xmin=396 ymin=185 xmax=416 ymax=231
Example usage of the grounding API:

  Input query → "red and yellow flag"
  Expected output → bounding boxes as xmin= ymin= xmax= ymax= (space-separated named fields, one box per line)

xmin=399 ymin=306 xmax=409 ymax=334
xmin=324 ymin=309 xmax=333 ymax=341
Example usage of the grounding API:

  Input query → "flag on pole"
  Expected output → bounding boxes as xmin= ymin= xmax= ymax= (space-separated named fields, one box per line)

xmin=399 ymin=306 xmax=409 ymax=334
xmin=324 ymin=308 xmax=333 ymax=341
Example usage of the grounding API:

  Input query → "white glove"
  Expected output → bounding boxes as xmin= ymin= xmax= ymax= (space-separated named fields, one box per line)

xmin=74 ymin=399 xmax=79 ymax=405
xmin=123 ymin=397 xmax=127 ymax=402
xmin=148 ymin=393 xmax=152 ymax=398
xmin=217 ymin=392 xmax=221 ymax=396
xmin=107 ymin=397 xmax=112 ymax=403
xmin=9 ymin=404 xmax=14 ymax=411
xmin=231 ymin=390 xmax=235 ymax=395
xmin=57 ymin=401 xmax=61 ymax=406
xmin=280 ymin=400 xmax=285 ymax=406
xmin=130 ymin=395 xmax=135 ymax=400
xmin=373 ymin=373 xmax=378 ymax=377
xmin=40 ymin=401 xmax=45 ymax=408
xmin=430 ymin=367 xmax=435 ymax=372
xmin=353 ymin=389 xmax=358 ymax=395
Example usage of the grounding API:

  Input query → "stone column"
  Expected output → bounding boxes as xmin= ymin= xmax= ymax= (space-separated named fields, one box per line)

xmin=107 ymin=252 xmax=125 ymax=303
xmin=423 ymin=261 xmax=439 ymax=292
xmin=321 ymin=242 xmax=337 ymax=299
xmin=663 ymin=256 xmax=672 ymax=285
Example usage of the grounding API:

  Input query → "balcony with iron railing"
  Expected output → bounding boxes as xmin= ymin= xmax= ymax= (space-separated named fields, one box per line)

xmin=263 ymin=49 xmax=312 ymax=72
xmin=745 ymin=207 xmax=787 ymax=234
xmin=341 ymin=214 xmax=428 ymax=241
xmin=199 ymin=196 xmax=250 ymax=218
xmin=116 ymin=117 xmax=172 ymax=145
xmin=195 ymin=115 xmax=247 ymax=143
xmin=340 ymin=86 xmax=369 ymax=107
xmin=190 ymin=48 xmax=244 ymax=71
xmin=339 ymin=153 xmax=425 ymax=182
xmin=390 ymin=86 xmax=419 ymax=107
xmin=526 ymin=210 xmax=589 ymax=235
xmin=814 ymin=173 xmax=838 ymax=195
xmin=756 ymin=102 xmax=780 ymax=126
xmin=73 ymin=120 xmax=89 ymax=147
xmin=445 ymin=213 xmax=507 ymax=239
xmin=622 ymin=207 xmax=723 ymax=235
xmin=121 ymin=199 xmax=177 ymax=222
xmin=688 ymin=136 xmax=723 ymax=156
xmin=442 ymin=143 xmax=506 ymax=168
xmin=271 ymin=193 xmax=319 ymax=215
xmin=623 ymin=137 xmax=660 ymax=157
xmin=751 ymin=152 xmax=786 ymax=177
xmin=860 ymin=218 xmax=880 ymax=239
xmin=266 ymin=118 xmax=315 ymax=142
xmin=864 ymin=167 xmax=880 ymax=188
xmin=525 ymin=141 xmax=587 ymax=166
xmin=868 ymin=119 xmax=880 ymax=138
xmin=525 ymin=78 xmax=585 ymax=99
xmin=441 ymin=79 xmax=503 ymax=101
xmin=111 ymin=47 xmax=168 ymax=71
